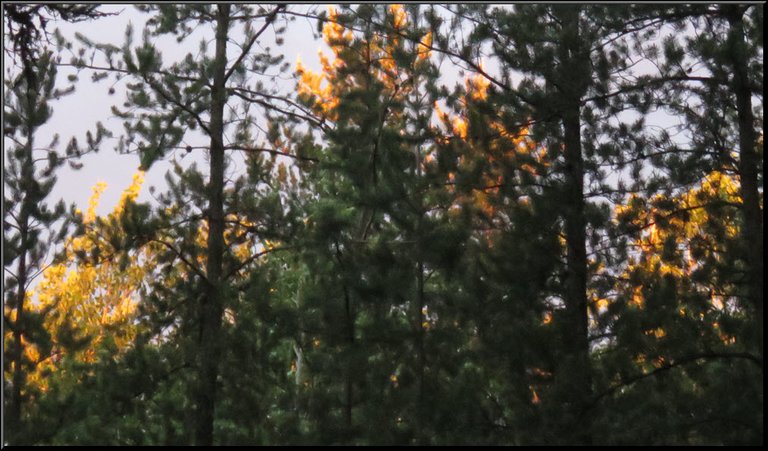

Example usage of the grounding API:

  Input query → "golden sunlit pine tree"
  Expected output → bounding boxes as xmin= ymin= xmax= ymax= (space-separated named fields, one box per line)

xmin=17 ymin=172 xmax=155 ymax=394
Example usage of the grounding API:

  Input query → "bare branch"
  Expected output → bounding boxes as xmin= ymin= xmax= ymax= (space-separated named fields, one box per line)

xmin=149 ymin=238 xmax=208 ymax=282
xmin=223 ymin=5 xmax=285 ymax=84
xmin=224 ymin=144 xmax=318 ymax=162
xmin=592 ymin=351 xmax=763 ymax=406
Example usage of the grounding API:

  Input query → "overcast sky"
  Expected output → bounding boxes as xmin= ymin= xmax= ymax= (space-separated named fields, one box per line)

xmin=5 ymin=4 xmax=692 ymax=220
xmin=5 ymin=4 xmax=328 ymax=217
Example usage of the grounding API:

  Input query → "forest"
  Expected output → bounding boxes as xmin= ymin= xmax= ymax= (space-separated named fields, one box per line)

xmin=2 ymin=3 xmax=763 ymax=446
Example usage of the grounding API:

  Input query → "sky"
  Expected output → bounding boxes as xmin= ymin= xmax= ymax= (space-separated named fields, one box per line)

xmin=4 ymin=4 xmax=701 ymax=224
xmin=5 ymin=4 xmax=329 ymax=218
xmin=3 ymin=3 xmax=474 ymax=297
xmin=5 ymin=4 xmax=498 ymax=220
xmin=4 ymin=4 xmax=732 ymax=303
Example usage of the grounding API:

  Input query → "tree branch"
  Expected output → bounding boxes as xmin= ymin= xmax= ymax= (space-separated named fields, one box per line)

xmin=149 ymin=238 xmax=207 ymax=282
xmin=223 ymin=4 xmax=285 ymax=84
xmin=224 ymin=245 xmax=293 ymax=280
xmin=592 ymin=351 xmax=764 ymax=406
xmin=224 ymin=144 xmax=318 ymax=162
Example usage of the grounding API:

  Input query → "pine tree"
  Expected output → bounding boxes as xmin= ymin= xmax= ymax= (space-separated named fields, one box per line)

xmin=3 ymin=4 xmax=111 ymax=85
xmin=3 ymin=47 xmax=112 ymax=443
xmin=591 ymin=4 xmax=763 ymax=443
xmin=441 ymin=4 xmax=707 ymax=443
xmin=604 ymin=169 xmax=762 ymax=444
xmin=653 ymin=4 xmax=763 ymax=362
xmin=15 ymin=174 xmax=175 ymax=445
xmin=69 ymin=4 xmax=305 ymax=444
xmin=290 ymin=5 xmax=477 ymax=444
xmin=450 ymin=5 xmax=598 ymax=442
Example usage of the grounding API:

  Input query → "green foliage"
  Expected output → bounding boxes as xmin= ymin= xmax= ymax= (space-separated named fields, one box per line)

xmin=3 ymin=46 xmax=112 ymax=445
xmin=5 ymin=3 xmax=762 ymax=447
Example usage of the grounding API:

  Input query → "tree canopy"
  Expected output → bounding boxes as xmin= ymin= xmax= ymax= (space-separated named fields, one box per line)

xmin=2 ymin=3 xmax=763 ymax=446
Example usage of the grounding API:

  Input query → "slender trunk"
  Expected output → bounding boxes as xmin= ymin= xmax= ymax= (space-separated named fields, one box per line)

xmin=343 ymin=285 xmax=354 ymax=434
xmin=556 ymin=5 xmax=593 ymax=444
xmin=411 ymin=76 xmax=427 ymax=446
xmin=8 ymin=97 xmax=36 ymax=443
xmin=415 ymin=260 xmax=426 ymax=445
xmin=194 ymin=4 xmax=230 ymax=446
xmin=726 ymin=7 xmax=763 ymax=361
xmin=9 ymin=225 xmax=28 ymax=442
xmin=333 ymin=240 xmax=355 ymax=440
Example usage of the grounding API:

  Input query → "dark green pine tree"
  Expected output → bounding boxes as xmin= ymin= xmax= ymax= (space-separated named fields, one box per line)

xmin=286 ymin=4 xmax=478 ymax=444
xmin=443 ymin=4 xmax=687 ymax=444
xmin=595 ymin=4 xmax=763 ymax=444
xmin=653 ymin=4 xmax=762 ymax=364
xmin=65 ymin=4 xmax=315 ymax=444
xmin=3 ymin=4 xmax=111 ymax=80
xmin=3 ymin=7 xmax=111 ymax=445
xmin=448 ymin=5 xmax=592 ymax=443
xmin=289 ymin=5 xmax=415 ymax=443
xmin=3 ymin=51 xmax=111 ymax=444
xmin=721 ymin=7 xmax=763 ymax=361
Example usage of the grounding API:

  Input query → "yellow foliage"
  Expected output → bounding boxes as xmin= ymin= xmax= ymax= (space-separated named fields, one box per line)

xmin=116 ymin=171 xmax=145 ymax=213
xmin=21 ymin=173 xmax=151 ymax=393
xmin=467 ymin=61 xmax=490 ymax=101
xmin=323 ymin=6 xmax=353 ymax=47
xmin=616 ymin=170 xmax=742 ymax=310
xmin=612 ymin=170 xmax=744 ymax=375
xmin=644 ymin=327 xmax=666 ymax=339
xmin=21 ymin=335 xmax=40 ymax=366
xmin=10 ymin=169 xmax=273 ymax=397
xmin=712 ymin=321 xmax=737 ymax=345
xmin=452 ymin=116 xmax=468 ymax=139
xmin=85 ymin=181 xmax=107 ymax=223
xmin=432 ymin=62 xmax=545 ymax=232
xmin=390 ymin=4 xmax=407 ymax=30
xmin=296 ymin=4 xmax=433 ymax=122
xmin=418 ymin=31 xmax=433 ymax=60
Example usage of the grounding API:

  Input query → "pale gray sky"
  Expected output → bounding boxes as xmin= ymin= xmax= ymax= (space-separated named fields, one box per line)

xmin=9 ymin=4 xmax=329 ymax=217
xmin=6 ymin=4 xmax=493 ymax=219
xmin=6 ymin=4 xmax=698 ymax=220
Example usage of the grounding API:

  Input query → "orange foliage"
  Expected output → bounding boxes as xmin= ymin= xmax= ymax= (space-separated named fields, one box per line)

xmin=614 ymin=171 xmax=744 ymax=346
xmin=14 ymin=173 xmax=153 ymax=394
xmin=296 ymin=5 xmax=433 ymax=122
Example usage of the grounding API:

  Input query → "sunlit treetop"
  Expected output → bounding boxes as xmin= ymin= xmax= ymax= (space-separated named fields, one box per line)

xmin=17 ymin=173 xmax=151 ymax=394
xmin=431 ymin=65 xmax=548 ymax=230
xmin=609 ymin=170 xmax=744 ymax=349
xmin=616 ymin=170 xmax=741 ymax=278
xmin=295 ymin=4 xmax=433 ymax=122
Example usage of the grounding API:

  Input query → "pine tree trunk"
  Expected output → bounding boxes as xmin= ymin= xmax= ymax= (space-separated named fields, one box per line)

xmin=415 ymin=260 xmax=426 ymax=445
xmin=411 ymin=78 xmax=427 ymax=446
xmin=194 ymin=4 xmax=230 ymax=445
xmin=725 ymin=7 xmax=763 ymax=360
xmin=9 ymin=220 xmax=28 ymax=443
xmin=8 ymin=105 xmax=36 ymax=444
xmin=343 ymin=285 xmax=354 ymax=435
xmin=555 ymin=5 xmax=593 ymax=444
